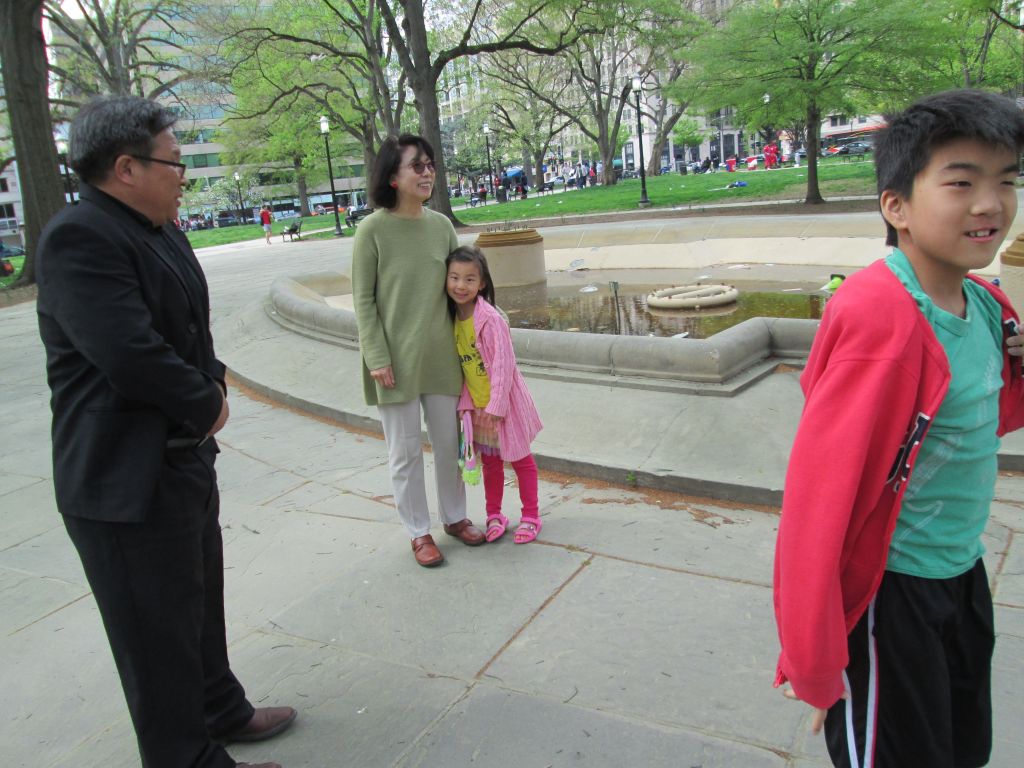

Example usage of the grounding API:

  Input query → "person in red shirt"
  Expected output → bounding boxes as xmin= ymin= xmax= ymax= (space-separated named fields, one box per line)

xmin=260 ymin=204 xmax=272 ymax=244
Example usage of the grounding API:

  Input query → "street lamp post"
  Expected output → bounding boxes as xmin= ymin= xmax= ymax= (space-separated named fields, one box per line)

xmin=56 ymin=140 xmax=75 ymax=205
xmin=632 ymin=75 xmax=651 ymax=208
xmin=319 ymin=116 xmax=344 ymax=236
xmin=233 ymin=172 xmax=245 ymax=223
xmin=483 ymin=122 xmax=494 ymax=200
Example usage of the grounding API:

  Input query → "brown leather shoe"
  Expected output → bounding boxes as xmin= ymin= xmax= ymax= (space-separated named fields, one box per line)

xmin=443 ymin=518 xmax=485 ymax=546
xmin=223 ymin=706 xmax=297 ymax=743
xmin=412 ymin=534 xmax=444 ymax=566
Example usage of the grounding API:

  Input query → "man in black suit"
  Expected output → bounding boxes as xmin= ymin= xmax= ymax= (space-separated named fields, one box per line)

xmin=36 ymin=96 xmax=296 ymax=768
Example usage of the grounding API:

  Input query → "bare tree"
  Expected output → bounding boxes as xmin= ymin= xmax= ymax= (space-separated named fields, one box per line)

xmin=44 ymin=0 xmax=201 ymax=114
xmin=375 ymin=0 xmax=602 ymax=219
xmin=213 ymin=1 xmax=411 ymax=201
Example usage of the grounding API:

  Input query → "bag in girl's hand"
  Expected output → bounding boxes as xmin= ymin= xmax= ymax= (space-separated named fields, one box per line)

xmin=458 ymin=411 xmax=482 ymax=485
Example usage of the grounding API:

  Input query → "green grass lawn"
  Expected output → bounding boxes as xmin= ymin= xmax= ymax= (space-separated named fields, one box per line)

xmin=454 ymin=156 xmax=877 ymax=225
xmin=184 ymin=214 xmax=352 ymax=249
xmin=1 ymin=255 xmax=25 ymax=289
xmin=180 ymin=158 xmax=874 ymax=247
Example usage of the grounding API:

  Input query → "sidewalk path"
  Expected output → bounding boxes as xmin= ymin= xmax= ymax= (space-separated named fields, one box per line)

xmin=2 ymin=210 xmax=1023 ymax=767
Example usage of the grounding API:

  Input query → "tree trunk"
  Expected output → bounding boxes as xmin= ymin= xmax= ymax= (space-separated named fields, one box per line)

xmin=1 ymin=0 xmax=66 ymax=287
xmin=294 ymin=157 xmax=310 ymax=217
xmin=804 ymin=102 xmax=824 ymax=205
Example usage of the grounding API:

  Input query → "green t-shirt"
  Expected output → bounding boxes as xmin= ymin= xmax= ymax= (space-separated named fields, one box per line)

xmin=885 ymin=249 xmax=1003 ymax=578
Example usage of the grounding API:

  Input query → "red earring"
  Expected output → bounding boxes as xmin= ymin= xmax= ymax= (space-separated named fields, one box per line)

xmin=390 ymin=182 xmax=397 ymax=188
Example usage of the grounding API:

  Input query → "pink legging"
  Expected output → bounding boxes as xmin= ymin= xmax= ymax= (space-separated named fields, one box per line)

xmin=481 ymin=451 xmax=539 ymax=520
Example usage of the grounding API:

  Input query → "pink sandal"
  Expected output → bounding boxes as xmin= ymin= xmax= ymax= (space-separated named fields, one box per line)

xmin=486 ymin=513 xmax=509 ymax=543
xmin=514 ymin=517 xmax=542 ymax=544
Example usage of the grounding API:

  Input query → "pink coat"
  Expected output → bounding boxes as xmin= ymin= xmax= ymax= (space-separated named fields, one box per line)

xmin=456 ymin=298 xmax=542 ymax=461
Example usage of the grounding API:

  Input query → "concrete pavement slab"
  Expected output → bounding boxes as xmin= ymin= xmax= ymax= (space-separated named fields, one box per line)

xmin=2 ymin=597 xmax=132 ymax=767
xmin=992 ymin=624 xmax=1024 ymax=766
xmin=269 ymin=539 xmax=590 ymax=679
xmin=399 ymin=685 xmax=792 ymax=768
xmin=0 ymin=524 xmax=91 ymax=586
xmin=0 ymin=478 xmax=62 ymax=550
xmin=6 ymin=208 xmax=1024 ymax=767
xmin=482 ymin=557 xmax=790 ymax=753
xmin=537 ymin=485 xmax=776 ymax=586
xmin=225 ymin=631 xmax=471 ymax=768
xmin=0 ymin=566 xmax=87 ymax=634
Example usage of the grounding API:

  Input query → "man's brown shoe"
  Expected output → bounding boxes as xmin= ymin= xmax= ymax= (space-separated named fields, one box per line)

xmin=444 ymin=518 xmax=485 ymax=546
xmin=223 ymin=706 xmax=297 ymax=743
xmin=412 ymin=534 xmax=444 ymax=566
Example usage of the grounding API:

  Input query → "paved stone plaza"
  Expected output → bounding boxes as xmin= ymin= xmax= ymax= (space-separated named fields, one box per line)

xmin=3 ymin=211 xmax=1023 ymax=767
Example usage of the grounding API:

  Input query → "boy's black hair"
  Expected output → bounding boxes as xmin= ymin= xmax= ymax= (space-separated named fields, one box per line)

xmin=368 ymin=134 xmax=435 ymax=209
xmin=445 ymin=245 xmax=496 ymax=318
xmin=875 ymin=89 xmax=1024 ymax=247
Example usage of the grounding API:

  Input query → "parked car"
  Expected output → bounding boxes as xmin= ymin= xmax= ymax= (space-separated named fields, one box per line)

xmin=274 ymin=210 xmax=300 ymax=220
xmin=215 ymin=213 xmax=239 ymax=227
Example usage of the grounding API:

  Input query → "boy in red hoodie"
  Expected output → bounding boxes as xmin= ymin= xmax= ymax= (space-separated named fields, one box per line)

xmin=774 ymin=89 xmax=1024 ymax=768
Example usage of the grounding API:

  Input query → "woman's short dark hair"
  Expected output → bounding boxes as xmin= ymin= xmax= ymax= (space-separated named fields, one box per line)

xmin=875 ymin=89 xmax=1024 ymax=247
xmin=369 ymin=134 xmax=435 ymax=209
xmin=445 ymin=246 xmax=496 ymax=319
xmin=68 ymin=95 xmax=177 ymax=184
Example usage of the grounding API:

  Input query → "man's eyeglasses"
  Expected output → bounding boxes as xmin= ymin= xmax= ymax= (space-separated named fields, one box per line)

xmin=407 ymin=160 xmax=436 ymax=175
xmin=131 ymin=155 xmax=187 ymax=177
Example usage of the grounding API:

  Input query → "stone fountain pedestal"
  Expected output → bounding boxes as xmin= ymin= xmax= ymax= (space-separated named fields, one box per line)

xmin=474 ymin=227 xmax=548 ymax=313
xmin=474 ymin=228 xmax=546 ymax=288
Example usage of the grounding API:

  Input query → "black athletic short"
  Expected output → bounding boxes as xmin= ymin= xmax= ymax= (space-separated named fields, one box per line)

xmin=824 ymin=559 xmax=994 ymax=768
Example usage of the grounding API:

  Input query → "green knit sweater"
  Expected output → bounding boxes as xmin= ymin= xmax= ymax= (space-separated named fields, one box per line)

xmin=351 ymin=208 xmax=462 ymax=405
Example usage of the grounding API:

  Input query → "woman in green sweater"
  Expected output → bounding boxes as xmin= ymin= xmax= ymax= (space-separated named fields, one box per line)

xmin=352 ymin=135 xmax=485 ymax=567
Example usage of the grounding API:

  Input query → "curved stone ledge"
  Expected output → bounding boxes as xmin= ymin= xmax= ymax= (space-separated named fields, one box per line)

xmin=269 ymin=271 xmax=817 ymax=388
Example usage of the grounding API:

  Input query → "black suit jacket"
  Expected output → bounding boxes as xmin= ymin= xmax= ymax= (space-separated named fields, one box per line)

xmin=37 ymin=184 xmax=226 ymax=522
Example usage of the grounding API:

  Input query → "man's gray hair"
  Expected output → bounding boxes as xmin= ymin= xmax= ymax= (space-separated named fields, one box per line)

xmin=68 ymin=96 xmax=177 ymax=184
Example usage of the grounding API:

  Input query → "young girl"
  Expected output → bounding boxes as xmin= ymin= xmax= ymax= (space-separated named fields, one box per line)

xmin=446 ymin=246 xmax=544 ymax=544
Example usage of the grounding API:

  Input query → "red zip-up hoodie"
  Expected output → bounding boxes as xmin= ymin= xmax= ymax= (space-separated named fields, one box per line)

xmin=773 ymin=259 xmax=1024 ymax=709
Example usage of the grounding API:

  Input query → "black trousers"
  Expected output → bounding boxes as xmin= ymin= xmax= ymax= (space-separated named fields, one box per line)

xmin=64 ymin=445 xmax=253 ymax=768
xmin=824 ymin=561 xmax=994 ymax=768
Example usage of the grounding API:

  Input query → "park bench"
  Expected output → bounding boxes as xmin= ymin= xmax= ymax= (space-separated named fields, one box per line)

xmin=281 ymin=219 xmax=303 ymax=242
xmin=345 ymin=206 xmax=374 ymax=228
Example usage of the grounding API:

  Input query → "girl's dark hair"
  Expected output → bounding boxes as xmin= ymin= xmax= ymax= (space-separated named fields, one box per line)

xmin=369 ymin=134 xmax=435 ymax=209
xmin=445 ymin=246 xmax=496 ymax=318
xmin=875 ymin=89 xmax=1024 ymax=247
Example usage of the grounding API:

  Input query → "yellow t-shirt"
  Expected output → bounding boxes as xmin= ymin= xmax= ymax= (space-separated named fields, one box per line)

xmin=454 ymin=317 xmax=490 ymax=407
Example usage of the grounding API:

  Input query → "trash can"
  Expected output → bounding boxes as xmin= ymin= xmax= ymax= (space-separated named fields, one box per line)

xmin=747 ymin=157 xmax=758 ymax=171
xmin=496 ymin=187 xmax=508 ymax=203
xmin=725 ymin=158 xmax=737 ymax=172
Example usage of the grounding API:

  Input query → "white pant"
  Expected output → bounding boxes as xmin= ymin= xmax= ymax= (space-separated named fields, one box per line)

xmin=378 ymin=394 xmax=466 ymax=538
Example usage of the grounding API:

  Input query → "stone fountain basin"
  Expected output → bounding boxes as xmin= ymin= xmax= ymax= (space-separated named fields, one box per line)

xmin=267 ymin=272 xmax=816 ymax=391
